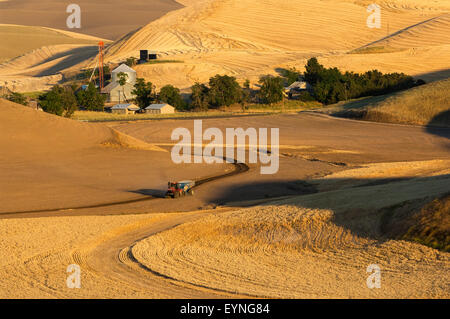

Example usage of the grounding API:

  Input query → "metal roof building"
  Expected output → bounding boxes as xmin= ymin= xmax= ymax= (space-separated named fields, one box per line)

xmin=111 ymin=103 xmax=140 ymax=114
xmin=145 ymin=103 xmax=175 ymax=114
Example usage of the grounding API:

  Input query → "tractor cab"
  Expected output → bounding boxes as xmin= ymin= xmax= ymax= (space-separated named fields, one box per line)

xmin=166 ymin=180 xmax=195 ymax=198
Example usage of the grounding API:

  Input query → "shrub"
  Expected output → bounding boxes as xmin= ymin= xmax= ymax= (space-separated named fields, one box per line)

xmin=5 ymin=92 xmax=28 ymax=106
xmin=258 ymin=75 xmax=284 ymax=104
xmin=304 ymin=57 xmax=420 ymax=104
xmin=125 ymin=57 xmax=137 ymax=67
xmin=208 ymin=75 xmax=243 ymax=108
xmin=39 ymin=85 xmax=77 ymax=118
xmin=76 ymin=83 xmax=106 ymax=111
xmin=132 ymin=78 xmax=155 ymax=109
xmin=159 ymin=85 xmax=187 ymax=110
xmin=190 ymin=83 xmax=210 ymax=111
xmin=296 ymin=91 xmax=316 ymax=102
xmin=281 ymin=67 xmax=302 ymax=86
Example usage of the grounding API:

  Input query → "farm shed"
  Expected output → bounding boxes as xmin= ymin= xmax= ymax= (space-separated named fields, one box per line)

xmin=145 ymin=103 xmax=175 ymax=114
xmin=111 ymin=103 xmax=140 ymax=114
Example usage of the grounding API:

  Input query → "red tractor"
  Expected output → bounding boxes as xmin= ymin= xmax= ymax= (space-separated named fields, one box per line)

xmin=165 ymin=180 xmax=195 ymax=198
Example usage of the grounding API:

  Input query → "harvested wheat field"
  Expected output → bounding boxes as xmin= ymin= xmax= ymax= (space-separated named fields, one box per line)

xmin=1 ymin=96 xmax=449 ymax=298
xmin=0 ymin=0 xmax=182 ymax=40
xmin=101 ymin=0 xmax=450 ymax=89
xmin=2 ymin=0 xmax=450 ymax=91
xmin=0 ymin=0 xmax=449 ymax=301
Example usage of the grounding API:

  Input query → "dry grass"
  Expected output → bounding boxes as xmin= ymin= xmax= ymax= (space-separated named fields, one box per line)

xmin=72 ymin=101 xmax=320 ymax=122
xmin=327 ymin=78 xmax=450 ymax=126
xmin=403 ymin=194 xmax=450 ymax=252
xmin=406 ymin=196 xmax=450 ymax=251
xmin=349 ymin=46 xmax=407 ymax=54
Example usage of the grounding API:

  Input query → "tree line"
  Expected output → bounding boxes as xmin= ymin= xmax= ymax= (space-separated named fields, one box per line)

xmin=4 ymin=57 xmax=424 ymax=117
xmin=303 ymin=57 xmax=423 ymax=104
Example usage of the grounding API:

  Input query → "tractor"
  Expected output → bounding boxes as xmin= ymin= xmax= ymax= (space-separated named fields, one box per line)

xmin=165 ymin=180 xmax=195 ymax=198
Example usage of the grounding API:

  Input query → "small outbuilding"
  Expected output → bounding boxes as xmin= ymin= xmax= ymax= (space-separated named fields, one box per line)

xmin=284 ymin=80 xmax=312 ymax=99
xmin=145 ymin=103 xmax=175 ymax=114
xmin=111 ymin=103 xmax=140 ymax=115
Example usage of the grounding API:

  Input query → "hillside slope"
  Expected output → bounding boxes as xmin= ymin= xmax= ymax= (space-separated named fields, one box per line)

xmin=327 ymin=78 xmax=450 ymax=126
xmin=0 ymin=24 xmax=106 ymax=63
xmin=102 ymin=0 xmax=450 ymax=89
xmin=0 ymin=98 xmax=113 ymax=158
xmin=0 ymin=0 xmax=182 ymax=40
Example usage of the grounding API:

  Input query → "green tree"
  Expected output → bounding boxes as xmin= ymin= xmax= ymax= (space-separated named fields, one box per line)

xmin=241 ymin=79 xmax=251 ymax=110
xmin=76 ymin=83 xmax=106 ymax=111
xmin=116 ymin=72 xmax=129 ymax=103
xmin=132 ymin=78 xmax=154 ymax=109
xmin=5 ymin=92 xmax=28 ymax=106
xmin=125 ymin=57 xmax=137 ymax=67
xmin=190 ymin=83 xmax=210 ymax=111
xmin=282 ymin=67 xmax=302 ymax=86
xmin=304 ymin=57 xmax=419 ymax=104
xmin=159 ymin=85 xmax=186 ymax=110
xmin=39 ymin=85 xmax=77 ymax=118
xmin=208 ymin=75 xmax=243 ymax=108
xmin=258 ymin=75 xmax=284 ymax=104
xmin=304 ymin=57 xmax=325 ymax=86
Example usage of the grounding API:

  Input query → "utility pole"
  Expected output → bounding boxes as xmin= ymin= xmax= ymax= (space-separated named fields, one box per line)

xmin=98 ymin=41 xmax=104 ymax=90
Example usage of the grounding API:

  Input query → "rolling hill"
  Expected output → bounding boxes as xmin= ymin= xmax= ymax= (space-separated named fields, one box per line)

xmin=102 ymin=0 xmax=450 ymax=89
xmin=0 ymin=0 xmax=182 ymax=40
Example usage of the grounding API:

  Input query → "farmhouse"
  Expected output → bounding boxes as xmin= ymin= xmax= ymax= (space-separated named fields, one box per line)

xmin=145 ymin=103 xmax=175 ymax=114
xmin=101 ymin=64 xmax=137 ymax=102
xmin=284 ymin=80 xmax=312 ymax=99
xmin=111 ymin=103 xmax=140 ymax=114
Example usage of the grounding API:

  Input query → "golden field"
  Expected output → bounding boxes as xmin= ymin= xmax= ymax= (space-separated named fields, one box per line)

xmin=0 ymin=0 xmax=449 ymax=299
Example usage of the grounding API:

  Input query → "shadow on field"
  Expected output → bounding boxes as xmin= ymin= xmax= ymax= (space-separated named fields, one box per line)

xmin=425 ymin=110 xmax=450 ymax=140
xmin=34 ymin=46 xmax=98 ymax=77
xmin=200 ymin=174 xmax=449 ymax=250
xmin=205 ymin=180 xmax=318 ymax=205
xmin=414 ymin=68 xmax=450 ymax=82
xmin=130 ymin=189 xmax=167 ymax=198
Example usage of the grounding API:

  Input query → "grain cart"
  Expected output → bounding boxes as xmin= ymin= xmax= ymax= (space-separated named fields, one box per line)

xmin=165 ymin=180 xmax=195 ymax=198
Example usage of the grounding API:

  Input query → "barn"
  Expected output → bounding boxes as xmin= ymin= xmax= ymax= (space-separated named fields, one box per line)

xmin=101 ymin=64 xmax=137 ymax=102
xmin=145 ymin=103 xmax=175 ymax=114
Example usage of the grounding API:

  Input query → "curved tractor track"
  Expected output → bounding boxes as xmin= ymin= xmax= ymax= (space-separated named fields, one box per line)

xmin=73 ymin=211 xmax=252 ymax=298
xmin=0 ymin=161 xmax=249 ymax=217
